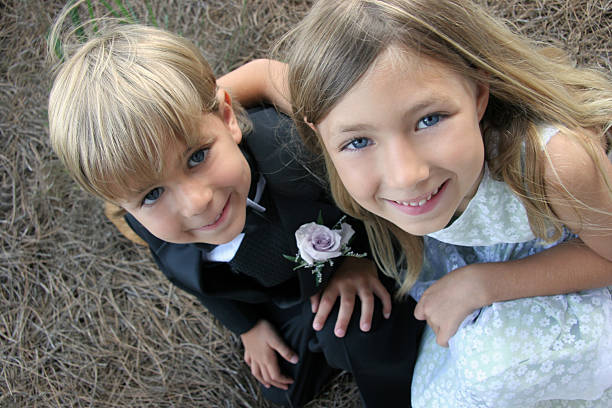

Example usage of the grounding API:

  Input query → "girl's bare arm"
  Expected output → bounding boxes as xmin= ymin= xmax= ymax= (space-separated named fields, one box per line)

xmin=217 ymin=59 xmax=291 ymax=114
xmin=480 ymin=129 xmax=612 ymax=304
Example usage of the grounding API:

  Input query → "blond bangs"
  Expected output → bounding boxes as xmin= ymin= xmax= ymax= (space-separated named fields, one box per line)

xmin=49 ymin=23 xmax=218 ymax=202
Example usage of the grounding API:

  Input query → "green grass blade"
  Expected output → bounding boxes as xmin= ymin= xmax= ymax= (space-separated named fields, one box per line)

xmin=143 ymin=0 xmax=158 ymax=27
xmin=112 ymin=0 xmax=136 ymax=23
xmin=69 ymin=1 xmax=87 ymax=42
xmin=98 ymin=0 xmax=121 ymax=18
xmin=86 ymin=0 xmax=99 ymax=32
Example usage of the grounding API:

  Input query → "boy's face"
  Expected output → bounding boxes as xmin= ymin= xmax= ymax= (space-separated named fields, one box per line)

xmin=315 ymin=49 xmax=489 ymax=236
xmin=120 ymin=95 xmax=251 ymax=245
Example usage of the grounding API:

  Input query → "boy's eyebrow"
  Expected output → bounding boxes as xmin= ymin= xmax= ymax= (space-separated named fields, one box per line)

xmin=127 ymin=134 xmax=214 ymax=199
xmin=126 ymin=181 xmax=157 ymax=202
xmin=182 ymin=146 xmax=193 ymax=158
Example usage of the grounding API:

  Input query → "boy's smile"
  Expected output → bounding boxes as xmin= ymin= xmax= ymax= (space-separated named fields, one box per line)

xmin=120 ymin=94 xmax=251 ymax=245
xmin=188 ymin=195 xmax=232 ymax=231
xmin=316 ymin=48 xmax=489 ymax=236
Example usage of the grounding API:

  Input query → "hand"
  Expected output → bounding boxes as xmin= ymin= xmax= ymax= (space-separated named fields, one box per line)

xmin=414 ymin=264 xmax=490 ymax=347
xmin=240 ymin=320 xmax=298 ymax=390
xmin=310 ymin=257 xmax=392 ymax=337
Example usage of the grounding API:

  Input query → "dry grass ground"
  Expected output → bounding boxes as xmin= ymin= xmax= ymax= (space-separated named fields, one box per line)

xmin=0 ymin=0 xmax=610 ymax=407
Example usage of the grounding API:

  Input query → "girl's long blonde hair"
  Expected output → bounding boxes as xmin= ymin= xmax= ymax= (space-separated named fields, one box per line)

xmin=280 ymin=0 xmax=612 ymax=296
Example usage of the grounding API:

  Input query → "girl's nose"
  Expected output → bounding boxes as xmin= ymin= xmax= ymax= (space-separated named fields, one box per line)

xmin=177 ymin=179 xmax=213 ymax=217
xmin=383 ymin=137 xmax=429 ymax=189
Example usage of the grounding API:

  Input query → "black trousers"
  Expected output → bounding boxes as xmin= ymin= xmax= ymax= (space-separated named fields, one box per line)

xmin=259 ymin=274 xmax=425 ymax=408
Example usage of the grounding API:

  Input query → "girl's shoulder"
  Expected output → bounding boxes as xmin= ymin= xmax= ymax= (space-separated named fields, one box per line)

xmin=541 ymin=127 xmax=607 ymax=192
xmin=542 ymin=126 xmax=612 ymax=249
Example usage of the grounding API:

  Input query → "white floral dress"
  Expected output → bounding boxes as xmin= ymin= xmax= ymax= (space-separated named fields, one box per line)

xmin=410 ymin=127 xmax=612 ymax=407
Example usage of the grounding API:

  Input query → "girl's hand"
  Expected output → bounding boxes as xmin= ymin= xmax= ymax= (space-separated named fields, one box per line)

xmin=240 ymin=320 xmax=298 ymax=390
xmin=310 ymin=257 xmax=392 ymax=338
xmin=414 ymin=264 xmax=490 ymax=347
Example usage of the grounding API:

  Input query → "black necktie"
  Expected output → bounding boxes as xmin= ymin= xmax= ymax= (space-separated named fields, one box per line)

xmin=228 ymin=188 xmax=297 ymax=287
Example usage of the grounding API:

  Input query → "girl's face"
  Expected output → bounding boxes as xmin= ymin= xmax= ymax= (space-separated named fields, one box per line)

xmin=120 ymin=94 xmax=251 ymax=245
xmin=316 ymin=50 xmax=489 ymax=236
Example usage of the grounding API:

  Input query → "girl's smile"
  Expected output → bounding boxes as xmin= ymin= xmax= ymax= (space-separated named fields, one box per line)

xmin=386 ymin=180 xmax=448 ymax=216
xmin=317 ymin=48 xmax=489 ymax=236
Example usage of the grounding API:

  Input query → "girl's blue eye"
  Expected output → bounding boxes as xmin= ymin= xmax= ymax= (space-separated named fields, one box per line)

xmin=143 ymin=187 xmax=164 ymax=206
xmin=344 ymin=137 xmax=372 ymax=151
xmin=417 ymin=114 xmax=441 ymax=129
xmin=188 ymin=148 xmax=209 ymax=167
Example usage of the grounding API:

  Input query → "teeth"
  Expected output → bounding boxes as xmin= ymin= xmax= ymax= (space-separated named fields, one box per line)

xmin=205 ymin=213 xmax=221 ymax=227
xmin=395 ymin=186 xmax=440 ymax=207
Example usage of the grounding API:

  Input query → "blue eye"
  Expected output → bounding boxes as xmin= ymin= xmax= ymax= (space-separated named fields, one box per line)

xmin=142 ymin=187 xmax=164 ymax=206
xmin=417 ymin=114 xmax=441 ymax=129
xmin=343 ymin=137 xmax=372 ymax=151
xmin=188 ymin=148 xmax=209 ymax=167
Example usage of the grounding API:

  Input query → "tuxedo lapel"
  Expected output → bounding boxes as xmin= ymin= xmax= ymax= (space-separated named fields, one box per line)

xmin=229 ymin=187 xmax=298 ymax=287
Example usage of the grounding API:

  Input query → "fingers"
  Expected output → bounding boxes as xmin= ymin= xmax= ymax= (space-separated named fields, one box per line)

xmin=333 ymin=293 xmax=356 ymax=337
xmin=262 ymin=363 xmax=295 ymax=390
xmin=250 ymin=361 xmax=292 ymax=390
xmin=434 ymin=326 xmax=450 ymax=348
xmin=310 ymin=292 xmax=320 ymax=314
xmin=315 ymin=281 xmax=391 ymax=335
xmin=265 ymin=335 xmax=297 ymax=389
xmin=358 ymin=290 xmax=374 ymax=332
xmin=312 ymin=291 xmax=337 ymax=331
xmin=358 ymin=279 xmax=391 ymax=331
xmin=269 ymin=335 xmax=299 ymax=365
xmin=414 ymin=299 xmax=426 ymax=321
xmin=248 ymin=360 xmax=270 ymax=389
xmin=372 ymin=281 xmax=392 ymax=319
xmin=244 ymin=350 xmax=296 ymax=390
xmin=251 ymin=362 xmax=293 ymax=390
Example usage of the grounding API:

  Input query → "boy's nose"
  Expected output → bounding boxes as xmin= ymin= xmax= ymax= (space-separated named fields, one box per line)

xmin=178 ymin=180 xmax=213 ymax=217
xmin=383 ymin=137 xmax=429 ymax=189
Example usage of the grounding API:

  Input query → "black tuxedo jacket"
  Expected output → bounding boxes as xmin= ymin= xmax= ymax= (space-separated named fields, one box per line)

xmin=126 ymin=107 xmax=367 ymax=335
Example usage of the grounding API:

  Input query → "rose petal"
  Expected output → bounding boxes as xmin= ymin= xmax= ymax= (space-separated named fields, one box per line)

xmin=294 ymin=222 xmax=343 ymax=265
xmin=337 ymin=223 xmax=355 ymax=247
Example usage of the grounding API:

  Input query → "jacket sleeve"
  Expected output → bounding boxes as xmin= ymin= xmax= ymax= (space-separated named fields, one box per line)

xmin=125 ymin=214 xmax=263 ymax=335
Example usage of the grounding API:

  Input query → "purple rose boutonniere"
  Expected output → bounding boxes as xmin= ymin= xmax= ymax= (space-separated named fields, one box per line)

xmin=283 ymin=213 xmax=367 ymax=286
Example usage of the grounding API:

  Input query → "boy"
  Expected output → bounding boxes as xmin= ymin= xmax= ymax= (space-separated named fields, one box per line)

xmin=48 ymin=21 xmax=423 ymax=407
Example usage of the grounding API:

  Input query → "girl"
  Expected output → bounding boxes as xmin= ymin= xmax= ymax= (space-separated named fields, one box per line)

xmin=225 ymin=0 xmax=612 ymax=406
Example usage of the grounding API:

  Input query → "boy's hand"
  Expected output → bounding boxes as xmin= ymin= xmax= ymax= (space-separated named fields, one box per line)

xmin=240 ymin=319 xmax=298 ymax=390
xmin=414 ymin=264 xmax=489 ymax=347
xmin=310 ymin=257 xmax=391 ymax=337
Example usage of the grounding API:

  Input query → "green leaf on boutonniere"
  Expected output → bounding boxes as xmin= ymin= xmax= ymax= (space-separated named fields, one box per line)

xmin=283 ymin=254 xmax=298 ymax=262
xmin=316 ymin=210 xmax=324 ymax=226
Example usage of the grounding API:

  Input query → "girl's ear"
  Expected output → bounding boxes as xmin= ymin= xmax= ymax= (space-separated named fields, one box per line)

xmin=218 ymin=88 xmax=242 ymax=144
xmin=475 ymin=79 xmax=490 ymax=121
xmin=304 ymin=117 xmax=317 ymax=133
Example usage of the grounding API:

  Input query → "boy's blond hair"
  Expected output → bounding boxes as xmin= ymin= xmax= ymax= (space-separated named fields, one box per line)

xmin=280 ymin=0 xmax=612 ymax=296
xmin=48 ymin=15 xmax=248 ymax=203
